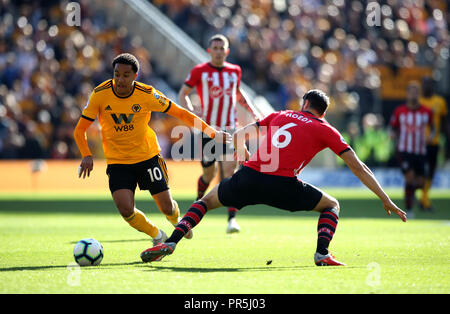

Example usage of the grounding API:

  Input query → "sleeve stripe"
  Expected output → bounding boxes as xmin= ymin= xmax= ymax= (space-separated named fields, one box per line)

xmin=163 ymin=101 xmax=172 ymax=113
xmin=135 ymin=85 xmax=152 ymax=94
xmin=81 ymin=115 xmax=95 ymax=122
xmin=94 ymin=80 xmax=112 ymax=93
xmin=338 ymin=147 xmax=351 ymax=155
xmin=184 ymin=82 xmax=193 ymax=88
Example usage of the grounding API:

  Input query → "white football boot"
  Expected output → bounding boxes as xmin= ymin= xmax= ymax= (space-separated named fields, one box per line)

xmin=226 ymin=217 xmax=241 ymax=234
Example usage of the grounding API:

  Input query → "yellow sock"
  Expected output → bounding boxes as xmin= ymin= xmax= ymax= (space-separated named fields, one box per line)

xmin=421 ymin=179 xmax=432 ymax=208
xmin=124 ymin=208 xmax=159 ymax=238
xmin=165 ymin=201 xmax=180 ymax=226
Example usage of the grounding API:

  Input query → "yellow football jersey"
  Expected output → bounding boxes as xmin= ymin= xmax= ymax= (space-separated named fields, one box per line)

xmin=81 ymin=79 xmax=172 ymax=164
xmin=419 ymin=94 xmax=448 ymax=145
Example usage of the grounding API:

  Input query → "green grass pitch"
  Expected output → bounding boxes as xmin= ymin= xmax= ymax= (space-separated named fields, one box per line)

xmin=0 ymin=189 xmax=449 ymax=294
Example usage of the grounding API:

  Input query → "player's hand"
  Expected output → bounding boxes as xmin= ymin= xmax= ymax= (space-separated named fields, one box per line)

xmin=383 ymin=199 xmax=407 ymax=222
xmin=234 ymin=147 xmax=250 ymax=165
xmin=78 ymin=156 xmax=93 ymax=179
xmin=214 ymin=131 xmax=232 ymax=144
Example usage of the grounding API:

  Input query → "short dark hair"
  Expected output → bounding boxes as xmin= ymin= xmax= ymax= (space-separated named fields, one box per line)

xmin=112 ymin=53 xmax=139 ymax=73
xmin=208 ymin=34 xmax=229 ymax=49
xmin=407 ymin=80 xmax=420 ymax=90
xmin=302 ymin=89 xmax=329 ymax=115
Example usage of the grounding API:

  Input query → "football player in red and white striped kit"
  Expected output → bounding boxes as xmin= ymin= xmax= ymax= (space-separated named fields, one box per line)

xmin=178 ymin=34 xmax=259 ymax=233
xmin=141 ymin=89 xmax=406 ymax=266
xmin=390 ymin=81 xmax=434 ymax=218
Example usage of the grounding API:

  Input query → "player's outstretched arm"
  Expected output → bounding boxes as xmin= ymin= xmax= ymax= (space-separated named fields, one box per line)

xmin=73 ymin=118 xmax=94 ymax=179
xmin=165 ymin=102 xmax=231 ymax=144
xmin=340 ymin=149 xmax=407 ymax=222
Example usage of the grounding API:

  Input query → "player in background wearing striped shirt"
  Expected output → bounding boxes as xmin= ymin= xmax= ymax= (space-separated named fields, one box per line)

xmin=390 ymin=81 xmax=434 ymax=218
xmin=178 ymin=34 xmax=260 ymax=234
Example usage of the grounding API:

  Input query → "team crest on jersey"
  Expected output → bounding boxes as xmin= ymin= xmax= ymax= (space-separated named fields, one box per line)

xmin=131 ymin=104 xmax=141 ymax=112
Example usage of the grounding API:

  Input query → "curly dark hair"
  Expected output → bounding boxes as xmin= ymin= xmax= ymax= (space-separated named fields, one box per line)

xmin=112 ymin=53 xmax=139 ymax=73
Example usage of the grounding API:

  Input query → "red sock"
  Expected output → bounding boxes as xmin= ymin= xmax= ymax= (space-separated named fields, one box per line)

xmin=197 ymin=176 xmax=210 ymax=200
xmin=167 ymin=201 xmax=207 ymax=244
xmin=228 ymin=207 xmax=238 ymax=220
xmin=316 ymin=208 xmax=339 ymax=255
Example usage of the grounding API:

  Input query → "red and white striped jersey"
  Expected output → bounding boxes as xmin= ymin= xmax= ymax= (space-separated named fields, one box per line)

xmin=245 ymin=110 xmax=351 ymax=177
xmin=390 ymin=104 xmax=433 ymax=155
xmin=184 ymin=62 xmax=241 ymax=129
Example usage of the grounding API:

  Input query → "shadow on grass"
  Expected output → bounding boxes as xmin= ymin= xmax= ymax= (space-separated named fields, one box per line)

xmin=0 ymin=261 xmax=143 ymax=272
xmin=0 ymin=261 xmax=362 ymax=273
xmin=141 ymin=264 xmax=362 ymax=273
xmin=68 ymin=238 xmax=150 ymax=245
xmin=1 ymin=198 xmax=449 ymax=220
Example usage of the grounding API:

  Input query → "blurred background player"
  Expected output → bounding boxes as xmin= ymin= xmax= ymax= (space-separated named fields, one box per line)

xmin=74 ymin=53 xmax=230 ymax=248
xmin=390 ymin=81 xmax=434 ymax=218
xmin=178 ymin=34 xmax=259 ymax=234
xmin=419 ymin=77 xmax=448 ymax=212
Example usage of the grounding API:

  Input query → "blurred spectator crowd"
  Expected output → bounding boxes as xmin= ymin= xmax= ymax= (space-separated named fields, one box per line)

xmin=154 ymin=0 xmax=449 ymax=164
xmin=152 ymin=0 xmax=448 ymax=116
xmin=0 ymin=0 xmax=163 ymax=159
xmin=0 ymin=0 xmax=448 ymax=166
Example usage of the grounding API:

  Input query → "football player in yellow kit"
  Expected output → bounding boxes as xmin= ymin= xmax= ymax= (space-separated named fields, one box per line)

xmin=419 ymin=77 xmax=448 ymax=211
xmin=73 ymin=53 xmax=230 ymax=248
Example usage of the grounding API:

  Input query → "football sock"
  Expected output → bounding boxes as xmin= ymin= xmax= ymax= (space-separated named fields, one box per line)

xmin=123 ymin=208 xmax=159 ymax=238
xmin=421 ymin=179 xmax=432 ymax=208
xmin=165 ymin=200 xmax=180 ymax=226
xmin=197 ymin=176 xmax=210 ymax=200
xmin=166 ymin=201 xmax=207 ymax=244
xmin=227 ymin=207 xmax=238 ymax=221
xmin=316 ymin=207 xmax=339 ymax=255
xmin=154 ymin=229 xmax=163 ymax=240
xmin=405 ymin=183 xmax=416 ymax=210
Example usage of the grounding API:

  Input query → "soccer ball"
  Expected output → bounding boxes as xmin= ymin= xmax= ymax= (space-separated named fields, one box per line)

xmin=73 ymin=238 xmax=104 ymax=266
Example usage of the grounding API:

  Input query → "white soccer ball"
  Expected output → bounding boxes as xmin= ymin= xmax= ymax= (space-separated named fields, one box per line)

xmin=73 ymin=238 xmax=104 ymax=266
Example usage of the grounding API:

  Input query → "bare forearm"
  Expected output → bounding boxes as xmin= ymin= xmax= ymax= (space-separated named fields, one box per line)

xmin=179 ymin=94 xmax=194 ymax=111
xmin=341 ymin=149 xmax=406 ymax=220
xmin=351 ymin=163 xmax=389 ymax=202
xmin=178 ymin=85 xmax=194 ymax=111
xmin=341 ymin=149 xmax=390 ymax=202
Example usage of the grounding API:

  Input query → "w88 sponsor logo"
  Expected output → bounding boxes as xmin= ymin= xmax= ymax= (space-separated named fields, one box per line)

xmin=114 ymin=124 xmax=134 ymax=132
xmin=111 ymin=113 xmax=135 ymax=132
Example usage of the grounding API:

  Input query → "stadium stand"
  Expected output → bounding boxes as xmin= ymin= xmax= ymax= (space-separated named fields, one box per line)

xmin=0 ymin=0 xmax=172 ymax=159
xmin=0 ymin=0 xmax=448 ymax=167
xmin=150 ymin=0 xmax=448 ymax=113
